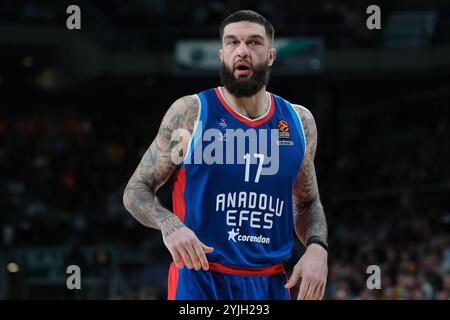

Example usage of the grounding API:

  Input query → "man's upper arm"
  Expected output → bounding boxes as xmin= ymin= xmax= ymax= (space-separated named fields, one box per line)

xmin=126 ymin=95 xmax=199 ymax=192
xmin=292 ymin=104 xmax=320 ymax=206
xmin=292 ymin=105 xmax=328 ymax=246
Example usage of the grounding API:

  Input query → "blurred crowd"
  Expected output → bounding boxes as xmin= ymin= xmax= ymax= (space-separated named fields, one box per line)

xmin=319 ymin=89 xmax=450 ymax=299
xmin=330 ymin=91 xmax=450 ymax=191
xmin=325 ymin=204 xmax=450 ymax=299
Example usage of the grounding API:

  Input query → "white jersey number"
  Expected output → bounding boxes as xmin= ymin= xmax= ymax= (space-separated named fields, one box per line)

xmin=243 ymin=153 xmax=265 ymax=183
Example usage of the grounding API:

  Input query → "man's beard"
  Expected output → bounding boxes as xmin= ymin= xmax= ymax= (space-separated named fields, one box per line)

xmin=219 ymin=61 xmax=271 ymax=98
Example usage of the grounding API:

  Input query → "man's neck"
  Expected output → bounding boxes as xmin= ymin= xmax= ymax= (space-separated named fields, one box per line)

xmin=221 ymin=86 xmax=268 ymax=119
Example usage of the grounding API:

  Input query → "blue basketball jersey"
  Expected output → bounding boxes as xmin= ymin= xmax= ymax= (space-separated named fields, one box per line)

xmin=172 ymin=87 xmax=306 ymax=269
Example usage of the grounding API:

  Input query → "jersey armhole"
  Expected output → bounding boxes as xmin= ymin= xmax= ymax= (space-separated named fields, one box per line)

xmin=181 ymin=93 xmax=205 ymax=166
xmin=287 ymin=103 xmax=307 ymax=162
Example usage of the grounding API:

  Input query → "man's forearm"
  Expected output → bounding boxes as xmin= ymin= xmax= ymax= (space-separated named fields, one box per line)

xmin=123 ymin=95 xmax=199 ymax=238
xmin=294 ymin=198 xmax=328 ymax=246
xmin=123 ymin=182 xmax=184 ymax=236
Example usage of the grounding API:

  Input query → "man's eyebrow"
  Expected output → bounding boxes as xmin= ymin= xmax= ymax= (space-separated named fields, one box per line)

xmin=223 ymin=34 xmax=265 ymax=41
xmin=248 ymin=34 xmax=265 ymax=40
xmin=223 ymin=35 xmax=237 ymax=40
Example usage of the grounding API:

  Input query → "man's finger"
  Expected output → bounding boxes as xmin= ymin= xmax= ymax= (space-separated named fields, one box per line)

xmin=183 ymin=242 xmax=201 ymax=270
xmin=169 ymin=248 xmax=184 ymax=269
xmin=201 ymin=242 xmax=214 ymax=253
xmin=310 ymin=281 xmax=322 ymax=300
xmin=305 ymin=280 xmax=318 ymax=300
xmin=178 ymin=247 xmax=193 ymax=269
xmin=285 ymin=268 xmax=301 ymax=289
xmin=297 ymin=279 xmax=310 ymax=300
xmin=193 ymin=242 xmax=209 ymax=271
xmin=318 ymin=282 xmax=326 ymax=300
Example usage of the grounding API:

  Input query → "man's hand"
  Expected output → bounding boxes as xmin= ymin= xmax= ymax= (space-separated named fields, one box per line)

xmin=285 ymin=243 xmax=328 ymax=300
xmin=161 ymin=216 xmax=214 ymax=271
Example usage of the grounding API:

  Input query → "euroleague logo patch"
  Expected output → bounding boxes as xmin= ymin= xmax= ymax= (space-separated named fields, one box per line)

xmin=277 ymin=119 xmax=293 ymax=145
xmin=277 ymin=120 xmax=289 ymax=133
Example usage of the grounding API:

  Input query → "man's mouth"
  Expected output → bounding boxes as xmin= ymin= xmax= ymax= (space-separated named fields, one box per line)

xmin=235 ymin=63 xmax=252 ymax=77
xmin=235 ymin=61 xmax=251 ymax=69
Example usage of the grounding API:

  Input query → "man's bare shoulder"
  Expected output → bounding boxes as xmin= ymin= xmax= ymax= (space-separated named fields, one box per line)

xmin=169 ymin=95 xmax=199 ymax=115
xmin=291 ymin=104 xmax=315 ymax=126
xmin=291 ymin=104 xmax=317 ymax=157
xmin=161 ymin=95 xmax=199 ymax=134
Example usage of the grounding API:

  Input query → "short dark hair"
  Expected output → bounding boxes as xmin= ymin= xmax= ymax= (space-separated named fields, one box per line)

xmin=220 ymin=10 xmax=275 ymax=43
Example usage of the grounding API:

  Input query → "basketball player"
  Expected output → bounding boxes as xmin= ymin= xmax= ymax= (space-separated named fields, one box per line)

xmin=123 ymin=10 xmax=328 ymax=300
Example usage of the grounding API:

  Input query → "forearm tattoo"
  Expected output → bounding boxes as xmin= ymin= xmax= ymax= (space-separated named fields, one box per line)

xmin=123 ymin=95 xmax=199 ymax=236
xmin=160 ymin=215 xmax=185 ymax=238
xmin=292 ymin=105 xmax=328 ymax=246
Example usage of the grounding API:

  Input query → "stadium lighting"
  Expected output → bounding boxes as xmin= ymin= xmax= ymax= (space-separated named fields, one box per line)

xmin=6 ymin=263 xmax=19 ymax=273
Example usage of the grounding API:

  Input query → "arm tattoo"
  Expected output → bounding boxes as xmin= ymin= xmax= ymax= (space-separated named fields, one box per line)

xmin=160 ymin=215 xmax=185 ymax=238
xmin=123 ymin=96 xmax=199 ymax=236
xmin=292 ymin=105 xmax=328 ymax=246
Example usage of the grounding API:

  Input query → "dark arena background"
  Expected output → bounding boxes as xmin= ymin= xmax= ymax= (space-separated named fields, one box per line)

xmin=0 ymin=0 xmax=449 ymax=300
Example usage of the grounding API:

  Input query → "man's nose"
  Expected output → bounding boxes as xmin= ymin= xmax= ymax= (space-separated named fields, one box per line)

xmin=236 ymin=42 xmax=249 ymax=57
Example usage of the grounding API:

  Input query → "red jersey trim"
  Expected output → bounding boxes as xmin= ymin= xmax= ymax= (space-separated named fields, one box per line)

xmin=214 ymin=87 xmax=275 ymax=128
xmin=167 ymin=262 xmax=179 ymax=300
xmin=208 ymin=261 xmax=285 ymax=276
xmin=172 ymin=166 xmax=186 ymax=222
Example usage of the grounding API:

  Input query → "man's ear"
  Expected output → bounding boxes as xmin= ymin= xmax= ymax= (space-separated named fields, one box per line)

xmin=219 ymin=48 xmax=223 ymax=63
xmin=267 ymin=48 xmax=276 ymax=67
